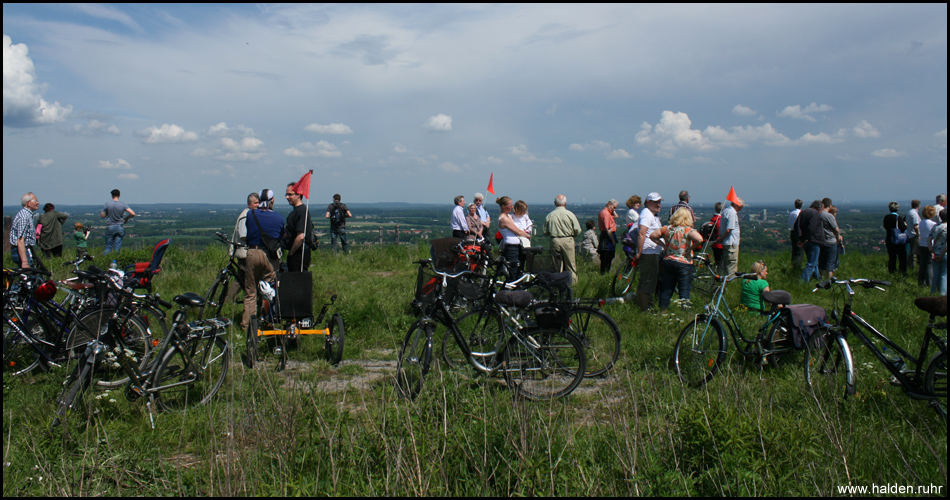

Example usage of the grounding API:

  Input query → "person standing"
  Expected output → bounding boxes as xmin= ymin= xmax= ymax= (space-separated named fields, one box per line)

xmin=496 ymin=196 xmax=531 ymax=278
xmin=930 ymin=208 xmax=947 ymax=296
xmin=883 ymin=201 xmax=908 ymax=276
xmin=242 ymin=189 xmax=284 ymax=330
xmin=325 ymin=194 xmax=352 ymax=253
xmin=450 ymin=195 xmax=468 ymax=238
xmin=906 ymin=199 xmax=921 ymax=270
xmin=10 ymin=192 xmax=40 ymax=269
xmin=474 ymin=193 xmax=491 ymax=235
xmin=543 ymin=194 xmax=583 ymax=285
xmin=597 ymin=199 xmax=620 ymax=275
xmin=933 ymin=194 xmax=947 ymax=224
xmin=788 ymin=199 xmax=803 ymax=269
xmin=918 ymin=205 xmax=937 ymax=288
xmin=465 ymin=203 xmax=483 ymax=241
xmin=73 ymin=222 xmax=90 ymax=260
xmin=284 ymin=183 xmax=316 ymax=272
xmin=796 ymin=200 xmax=823 ymax=282
xmin=227 ymin=192 xmax=259 ymax=301
xmin=818 ymin=198 xmax=841 ymax=280
xmin=101 ymin=189 xmax=135 ymax=254
xmin=668 ymin=190 xmax=696 ymax=225
xmin=37 ymin=203 xmax=68 ymax=258
xmin=635 ymin=192 xmax=663 ymax=311
xmin=650 ymin=207 xmax=703 ymax=312
xmin=716 ymin=197 xmax=744 ymax=277
xmin=708 ymin=202 xmax=724 ymax=269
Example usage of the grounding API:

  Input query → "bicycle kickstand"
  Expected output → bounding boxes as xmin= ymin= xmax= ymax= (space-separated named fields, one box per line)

xmin=146 ymin=395 xmax=157 ymax=429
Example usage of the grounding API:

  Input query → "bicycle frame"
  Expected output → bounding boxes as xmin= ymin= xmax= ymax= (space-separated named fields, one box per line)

xmin=692 ymin=272 xmax=787 ymax=358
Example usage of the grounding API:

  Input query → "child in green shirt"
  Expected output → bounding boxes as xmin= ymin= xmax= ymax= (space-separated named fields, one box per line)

xmin=74 ymin=222 xmax=89 ymax=259
xmin=741 ymin=260 xmax=772 ymax=314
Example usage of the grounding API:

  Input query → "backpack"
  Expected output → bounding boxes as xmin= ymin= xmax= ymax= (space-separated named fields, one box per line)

xmin=700 ymin=215 xmax=721 ymax=242
xmin=330 ymin=203 xmax=345 ymax=226
xmin=621 ymin=223 xmax=639 ymax=254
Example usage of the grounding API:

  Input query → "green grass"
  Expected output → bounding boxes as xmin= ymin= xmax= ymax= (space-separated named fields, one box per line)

xmin=3 ymin=244 xmax=946 ymax=496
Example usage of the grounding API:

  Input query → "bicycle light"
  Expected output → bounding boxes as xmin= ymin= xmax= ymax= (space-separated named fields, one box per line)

xmin=33 ymin=280 xmax=57 ymax=303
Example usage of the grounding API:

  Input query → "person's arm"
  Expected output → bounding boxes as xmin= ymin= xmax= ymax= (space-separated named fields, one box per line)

xmin=123 ymin=207 xmax=136 ymax=223
xmin=499 ymin=214 xmax=530 ymax=238
xmin=17 ymin=237 xmax=29 ymax=269
xmin=291 ymin=233 xmax=305 ymax=254
xmin=325 ymin=211 xmax=331 ymax=219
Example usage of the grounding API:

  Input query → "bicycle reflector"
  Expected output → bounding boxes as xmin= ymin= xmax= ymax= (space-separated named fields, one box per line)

xmin=34 ymin=280 xmax=57 ymax=303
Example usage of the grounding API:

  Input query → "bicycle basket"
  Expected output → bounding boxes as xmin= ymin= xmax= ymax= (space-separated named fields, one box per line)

xmin=415 ymin=265 xmax=443 ymax=305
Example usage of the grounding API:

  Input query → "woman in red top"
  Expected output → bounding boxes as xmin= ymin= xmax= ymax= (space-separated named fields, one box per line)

xmin=709 ymin=202 xmax=724 ymax=269
xmin=597 ymin=199 xmax=620 ymax=275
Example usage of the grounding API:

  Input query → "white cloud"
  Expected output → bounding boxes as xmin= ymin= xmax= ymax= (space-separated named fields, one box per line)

xmin=424 ymin=114 xmax=453 ymax=132
xmin=546 ymin=104 xmax=558 ymax=116
xmin=797 ymin=129 xmax=847 ymax=144
xmin=392 ymin=143 xmax=408 ymax=153
xmin=607 ymin=149 xmax=632 ymax=159
xmin=777 ymin=102 xmax=834 ymax=122
xmin=67 ymin=119 xmax=121 ymax=136
xmin=438 ymin=161 xmax=462 ymax=173
xmin=283 ymin=140 xmax=341 ymax=158
xmin=732 ymin=105 xmax=757 ymax=116
xmin=2 ymin=35 xmax=72 ymax=127
xmin=872 ymin=148 xmax=905 ymax=158
xmin=507 ymin=144 xmax=561 ymax=163
xmin=117 ymin=173 xmax=139 ymax=180
xmin=69 ymin=3 xmax=143 ymax=32
xmin=97 ymin=159 xmax=132 ymax=169
xmin=138 ymin=124 xmax=198 ymax=143
xmin=482 ymin=156 xmax=504 ymax=164
xmin=936 ymin=129 xmax=947 ymax=148
xmin=304 ymin=123 xmax=354 ymax=134
xmin=30 ymin=159 xmax=54 ymax=168
xmin=199 ymin=164 xmax=237 ymax=177
xmin=207 ymin=122 xmax=255 ymax=137
xmin=635 ymin=111 xmax=716 ymax=157
xmin=852 ymin=120 xmax=880 ymax=138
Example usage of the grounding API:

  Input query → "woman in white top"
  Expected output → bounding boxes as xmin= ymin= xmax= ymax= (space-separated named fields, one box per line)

xmin=918 ymin=205 xmax=938 ymax=287
xmin=625 ymin=195 xmax=642 ymax=226
xmin=496 ymin=196 xmax=531 ymax=277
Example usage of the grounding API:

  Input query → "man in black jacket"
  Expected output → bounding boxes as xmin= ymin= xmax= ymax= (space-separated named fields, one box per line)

xmin=795 ymin=200 xmax=824 ymax=282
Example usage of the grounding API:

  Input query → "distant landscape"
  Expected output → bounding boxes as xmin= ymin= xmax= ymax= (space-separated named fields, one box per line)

xmin=3 ymin=201 xmax=902 ymax=256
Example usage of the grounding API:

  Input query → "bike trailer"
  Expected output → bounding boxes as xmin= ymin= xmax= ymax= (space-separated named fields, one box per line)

xmin=785 ymin=304 xmax=828 ymax=350
xmin=275 ymin=271 xmax=313 ymax=319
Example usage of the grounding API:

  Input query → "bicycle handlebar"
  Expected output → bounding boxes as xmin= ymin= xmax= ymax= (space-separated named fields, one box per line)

xmin=4 ymin=266 xmax=51 ymax=278
xmin=813 ymin=278 xmax=891 ymax=292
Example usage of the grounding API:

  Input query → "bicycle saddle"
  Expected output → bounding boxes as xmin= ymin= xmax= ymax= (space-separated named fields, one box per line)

xmin=173 ymin=293 xmax=206 ymax=308
xmin=762 ymin=290 xmax=791 ymax=306
xmin=495 ymin=290 xmax=532 ymax=308
xmin=913 ymin=296 xmax=947 ymax=317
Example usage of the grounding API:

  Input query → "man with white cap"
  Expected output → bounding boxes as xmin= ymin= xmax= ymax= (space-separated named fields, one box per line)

xmin=635 ymin=192 xmax=664 ymax=311
xmin=716 ymin=197 xmax=745 ymax=276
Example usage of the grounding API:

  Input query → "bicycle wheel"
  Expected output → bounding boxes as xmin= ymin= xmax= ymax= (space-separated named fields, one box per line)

xmin=502 ymin=328 xmax=586 ymax=400
xmin=199 ymin=274 xmax=234 ymax=320
xmin=764 ymin=313 xmax=800 ymax=370
xmin=3 ymin=312 xmax=52 ymax=376
xmin=396 ymin=323 xmax=432 ymax=399
xmin=924 ymin=351 xmax=947 ymax=412
xmin=611 ymin=259 xmax=637 ymax=297
xmin=564 ymin=305 xmax=621 ymax=378
xmin=76 ymin=308 xmax=152 ymax=388
xmin=243 ymin=316 xmax=260 ymax=369
xmin=153 ymin=336 xmax=230 ymax=412
xmin=324 ymin=313 xmax=345 ymax=365
xmin=690 ymin=260 xmax=718 ymax=300
xmin=52 ymin=355 xmax=95 ymax=427
xmin=674 ymin=315 xmax=727 ymax=387
xmin=805 ymin=327 xmax=855 ymax=402
xmin=441 ymin=307 xmax=504 ymax=369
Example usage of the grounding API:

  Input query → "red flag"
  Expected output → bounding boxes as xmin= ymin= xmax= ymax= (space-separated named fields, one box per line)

xmin=487 ymin=172 xmax=495 ymax=195
xmin=726 ymin=186 xmax=740 ymax=205
xmin=293 ymin=170 xmax=313 ymax=199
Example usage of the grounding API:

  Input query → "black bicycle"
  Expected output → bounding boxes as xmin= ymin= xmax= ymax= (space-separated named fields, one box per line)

xmin=198 ymin=232 xmax=245 ymax=320
xmin=812 ymin=279 xmax=946 ymax=419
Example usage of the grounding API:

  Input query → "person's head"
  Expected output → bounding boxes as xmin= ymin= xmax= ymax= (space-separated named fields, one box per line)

xmin=670 ymin=207 xmax=693 ymax=228
xmin=43 ymin=203 xmax=55 ymax=212
xmin=605 ymin=199 xmax=618 ymax=210
xmin=454 ymin=195 xmax=465 ymax=207
xmin=940 ymin=208 xmax=948 ymax=223
xmin=679 ymin=190 xmax=689 ymax=202
xmin=922 ymin=205 xmax=937 ymax=220
xmin=750 ymin=260 xmax=768 ymax=279
xmin=74 ymin=222 xmax=84 ymax=231
xmin=496 ymin=196 xmax=513 ymax=212
xmin=474 ymin=193 xmax=484 ymax=205
xmin=259 ymin=189 xmax=275 ymax=210
xmin=626 ymin=195 xmax=641 ymax=210
xmin=810 ymin=200 xmax=822 ymax=210
xmin=554 ymin=194 xmax=567 ymax=207
xmin=111 ymin=189 xmax=121 ymax=199
xmin=731 ymin=198 xmax=745 ymax=211
xmin=911 ymin=199 xmax=920 ymax=209
xmin=21 ymin=192 xmax=38 ymax=210
xmin=586 ymin=220 xmax=595 ymax=230
xmin=821 ymin=197 xmax=833 ymax=209
xmin=468 ymin=203 xmax=477 ymax=214
xmin=333 ymin=193 xmax=341 ymax=202
xmin=714 ymin=201 xmax=723 ymax=214
xmin=888 ymin=201 xmax=900 ymax=213
xmin=513 ymin=200 xmax=528 ymax=216
xmin=829 ymin=206 xmax=838 ymax=217
xmin=645 ymin=192 xmax=663 ymax=214
xmin=794 ymin=199 xmax=803 ymax=209
xmin=936 ymin=194 xmax=947 ymax=207
xmin=247 ymin=192 xmax=260 ymax=209
xmin=285 ymin=183 xmax=302 ymax=206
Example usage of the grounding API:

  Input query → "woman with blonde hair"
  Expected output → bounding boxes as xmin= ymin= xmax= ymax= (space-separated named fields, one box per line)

xmin=650 ymin=207 xmax=703 ymax=311
xmin=496 ymin=196 xmax=531 ymax=277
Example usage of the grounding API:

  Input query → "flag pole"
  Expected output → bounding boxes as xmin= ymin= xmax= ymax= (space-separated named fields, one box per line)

xmin=302 ymin=169 xmax=313 ymax=272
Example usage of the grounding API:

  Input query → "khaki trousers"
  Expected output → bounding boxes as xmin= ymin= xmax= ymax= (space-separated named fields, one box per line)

xmin=550 ymin=237 xmax=578 ymax=285
xmin=243 ymin=249 xmax=276 ymax=329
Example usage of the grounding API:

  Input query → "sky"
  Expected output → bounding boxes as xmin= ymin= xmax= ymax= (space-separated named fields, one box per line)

xmin=3 ymin=4 xmax=947 ymax=207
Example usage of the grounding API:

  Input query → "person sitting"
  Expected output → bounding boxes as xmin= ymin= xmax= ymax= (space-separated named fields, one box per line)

xmin=741 ymin=261 xmax=774 ymax=314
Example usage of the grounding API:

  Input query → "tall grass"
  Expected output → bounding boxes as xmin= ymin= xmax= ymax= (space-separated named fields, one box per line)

xmin=3 ymin=243 xmax=946 ymax=495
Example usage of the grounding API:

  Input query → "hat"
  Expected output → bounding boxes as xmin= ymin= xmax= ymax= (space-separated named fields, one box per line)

xmin=259 ymin=188 xmax=275 ymax=209
xmin=646 ymin=192 xmax=663 ymax=202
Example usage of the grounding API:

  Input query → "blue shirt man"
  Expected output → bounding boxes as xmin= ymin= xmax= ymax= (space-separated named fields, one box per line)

xmin=101 ymin=189 xmax=135 ymax=254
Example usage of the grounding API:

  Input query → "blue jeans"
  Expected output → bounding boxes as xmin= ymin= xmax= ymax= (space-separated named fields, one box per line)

xmin=800 ymin=242 xmax=821 ymax=282
xmin=658 ymin=260 xmax=694 ymax=310
xmin=330 ymin=225 xmax=348 ymax=252
xmin=933 ymin=258 xmax=947 ymax=296
xmin=104 ymin=224 xmax=125 ymax=254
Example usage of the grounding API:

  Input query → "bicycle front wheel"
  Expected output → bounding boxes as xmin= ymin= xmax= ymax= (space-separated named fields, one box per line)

xmin=923 ymin=351 xmax=946 ymax=410
xmin=396 ymin=323 xmax=433 ymax=399
xmin=441 ymin=307 xmax=504 ymax=370
xmin=565 ymin=305 xmax=621 ymax=378
xmin=611 ymin=259 xmax=637 ymax=297
xmin=674 ymin=315 xmax=727 ymax=387
xmin=502 ymin=328 xmax=586 ymax=400
xmin=690 ymin=259 xmax=718 ymax=300
xmin=52 ymin=354 xmax=95 ymax=427
xmin=805 ymin=327 xmax=855 ymax=403
xmin=3 ymin=312 xmax=51 ymax=376
xmin=153 ymin=336 xmax=230 ymax=412
xmin=324 ymin=314 xmax=345 ymax=365
xmin=76 ymin=308 xmax=152 ymax=388
xmin=200 ymin=273 xmax=238 ymax=321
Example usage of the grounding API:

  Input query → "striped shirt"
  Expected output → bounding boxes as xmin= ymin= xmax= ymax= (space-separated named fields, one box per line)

xmin=9 ymin=207 xmax=36 ymax=247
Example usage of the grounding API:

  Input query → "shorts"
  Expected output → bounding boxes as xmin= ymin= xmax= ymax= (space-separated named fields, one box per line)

xmin=818 ymin=243 xmax=837 ymax=271
xmin=637 ymin=253 xmax=662 ymax=295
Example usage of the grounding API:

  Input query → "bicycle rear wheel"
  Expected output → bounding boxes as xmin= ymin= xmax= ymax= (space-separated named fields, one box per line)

xmin=52 ymin=352 xmax=96 ymax=427
xmin=502 ymin=328 xmax=585 ymax=400
xmin=674 ymin=315 xmax=727 ymax=387
xmin=764 ymin=313 xmax=801 ymax=370
xmin=396 ymin=323 xmax=432 ymax=399
xmin=924 ymin=351 xmax=946 ymax=416
xmin=3 ymin=312 xmax=51 ymax=376
xmin=153 ymin=336 xmax=230 ymax=412
xmin=611 ymin=259 xmax=637 ymax=297
xmin=441 ymin=307 xmax=504 ymax=369
xmin=565 ymin=305 xmax=621 ymax=378
xmin=76 ymin=308 xmax=152 ymax=388
xmin=324 ymin=314 xmax=345 ymax=365
xmin=243 ymin=316 xmax=260 ymax=369
xmin=200 ymin=273 xmax=239 ymax=321
xmin=690 ymin=259 xmax=718 ymax=300
xmin=805 ymin=327 xmax=855 ymax=403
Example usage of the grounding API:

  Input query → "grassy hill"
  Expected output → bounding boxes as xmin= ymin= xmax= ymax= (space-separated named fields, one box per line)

xmin=2 ymin=243 xmax=946 ymax=496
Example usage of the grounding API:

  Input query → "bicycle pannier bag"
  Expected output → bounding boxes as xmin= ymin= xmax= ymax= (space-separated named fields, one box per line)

xmin=786 ymin=304 xmax=827 ymax=350
xmin=275 ymin=271 xmax=313 ymax=319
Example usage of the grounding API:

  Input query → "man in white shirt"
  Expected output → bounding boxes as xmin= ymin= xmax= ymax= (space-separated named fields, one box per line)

xmin=635 ymin=192 xmax=663 ymax=311
xmin=788 ymin=199 xmax=803 ymax=268
xmin=716 ymin=198 xmax=744 ymax=277
xmin=450 ymin=195 xmax=468 ymax=238
xmin=906 ymin=199 xmax=921 ymax=270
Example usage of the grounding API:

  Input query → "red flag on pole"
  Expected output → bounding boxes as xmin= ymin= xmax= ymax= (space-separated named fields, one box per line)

xmin=487 ymin=172 xmax=495 ymax=195
xmin=293 ymin=170 xmax=313 ymax=199
xmin=726 ymin=186 xmax=740 ymax=205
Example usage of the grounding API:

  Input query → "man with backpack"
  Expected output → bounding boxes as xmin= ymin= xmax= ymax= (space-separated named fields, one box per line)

xmin=325 ymin=193 xmax=353 ymax=253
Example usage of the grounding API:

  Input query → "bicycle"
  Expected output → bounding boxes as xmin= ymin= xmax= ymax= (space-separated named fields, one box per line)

xmin=673 ymin=268 xmax=810 ymax=387
xmin=611 ymin=253 xmax=639 ymax=297
xmin=812 ymin=279 xmax=946 ymax=419
xmin=198 ymin=232 xmax=245 ymax=320
xmin=689 ymin=253 xmax=719 ymax=300
xmin=396 ymin=259 xmax=586 ymax=401
xmin=52 ymin=281 xmax=231 ymax=428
